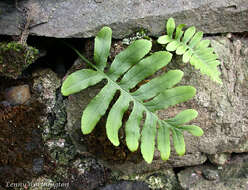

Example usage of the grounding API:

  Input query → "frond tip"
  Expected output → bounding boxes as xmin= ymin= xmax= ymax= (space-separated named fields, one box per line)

xmin=158 ymin=17 xmax=222 ymax=84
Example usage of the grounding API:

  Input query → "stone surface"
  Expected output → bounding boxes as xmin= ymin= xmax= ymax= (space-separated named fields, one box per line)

xmin=4 ymin=84 xmax=31 ymax=105
xmin=114 ymin=169 xmax=180 ymax=190
xmin=100 ymin=181 xmax=150 ymax=190
xmin=0 ymin=0 xmax=248 ymax=38
xmin=31 ymin=68 xmax=111 ymax=190
xmin=202 ymin=169 xmax=219 ymax=181
xmin=65 ymin=34 xmax=248 ymax=174
xmin=32 ymin=68 xmax=61 ymax=113
xmin=32 ymin=158 xmax=44 ymax=175
xmin=178 ymin=154 xmax=248 ymax=190
xmin=167 ymin=35 xmax=248 ymax=156
xmin=32 ymin=68 xmax=78 ymax=165
xmin=208 ymin=153 xmax=231 ymax=165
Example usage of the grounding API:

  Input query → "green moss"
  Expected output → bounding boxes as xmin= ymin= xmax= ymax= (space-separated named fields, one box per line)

xmin=0 ymin=41 xmax=39 ymax=79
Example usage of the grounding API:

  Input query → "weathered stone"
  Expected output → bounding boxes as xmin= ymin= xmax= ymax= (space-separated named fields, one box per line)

xmin=114 ymin=169 xmax=180 ymax=190
xmin=100 ymin=181 xmax=150 ymax=190
xmin=202 ymin=169 xmax=219 ymax=181
xmin=4 ymin=84 xmax=31 ymax=105
xmin=178 ymin=154 xmax=248 ymax=190
xmin=0 ymin=0 xmax=248 ymax=38
xmin=100 ymin=152 xmax=207 ymax=175
xmin=208 ymin=153 xmax=231 ymax=165
xmin=166 ymin=35 xmax=248 ymax=155
xmin=32 ymin=68 xmax=79 ymax=165
xmin=32 ymin=158 xmax=44 ymax=175
xmin=32 ymin=68 xmax=61 ymax=113
xmin=67 ymin=157 xmax=109 ymax=190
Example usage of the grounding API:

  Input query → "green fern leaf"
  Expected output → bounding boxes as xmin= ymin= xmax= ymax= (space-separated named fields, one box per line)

xmin=158 ymin=18 xmax=222 ymax=83
xmin=61 ymin=27 xmax=203 ymax=163
xmin=157 ymin=121 xmax=171 ymax=160
xmin=171 ymin=128 xmax=185 ymax=156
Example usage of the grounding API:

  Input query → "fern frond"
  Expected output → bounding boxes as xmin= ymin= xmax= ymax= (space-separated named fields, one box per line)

xmin=157 ymin=18 xmax=222 ymax=84
xmin=61 ymin=27 xmax=203 ymax=163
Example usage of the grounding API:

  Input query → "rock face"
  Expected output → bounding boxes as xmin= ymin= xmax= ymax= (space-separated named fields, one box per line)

xmin=177 ymin=154 xmax=248 ymax=190
xmin=1 ymin=0 xmax=248 ymax=38
xmin=65 ymin=34 xmax=248 ymax=174
xmin=31 ymin=68 xmax=110 ymax=190
xmin=100 ymin=181 xmax=150 ymax=190
xmin=176 ymin=36 xmax=248 ymax=156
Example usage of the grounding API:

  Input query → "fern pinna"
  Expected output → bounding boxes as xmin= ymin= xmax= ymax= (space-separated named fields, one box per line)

xmin=61 ymin=27 xmax=203 ymax=163
xmin=158 ymin=18 xmax=222 ymax=83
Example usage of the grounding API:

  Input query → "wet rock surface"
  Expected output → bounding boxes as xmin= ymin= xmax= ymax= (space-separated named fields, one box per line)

xmin=0 ymin=0 xmax=248 ymax=38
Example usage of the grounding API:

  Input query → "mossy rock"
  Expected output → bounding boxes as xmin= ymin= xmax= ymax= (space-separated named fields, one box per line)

xmin=0 ymin=42 xmax=39 ymax=79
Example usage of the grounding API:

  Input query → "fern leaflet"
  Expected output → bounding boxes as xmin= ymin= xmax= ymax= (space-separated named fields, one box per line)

xmin=157 ymin=18 xmax=222 ymax=83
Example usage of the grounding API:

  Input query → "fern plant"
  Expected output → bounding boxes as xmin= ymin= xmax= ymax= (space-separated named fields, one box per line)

xmin=61 ymin=27 xmax=203 ymax=163
xmin=157 ymin=18 xmax=222 ymax=83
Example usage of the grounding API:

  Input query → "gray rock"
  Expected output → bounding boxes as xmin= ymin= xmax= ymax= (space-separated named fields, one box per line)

xmin=168 ymin=36 xmax=248 ymax=155
xmin=178 ymin=154 xmax=248 ymax=190
xmin=114 ymin=169 xmax=181 ymax=190
xmin=32 ymin=158 xmax=44 ymax=175
xmin=68 ymin=158 xmax=109 ymax=190
xmin=202 ymin=169 xmax=219 ymax=181
xmin=0 ymin=0 xmax=248 ymax=38
xmin=102 ymin=152 xmax=207 ymax=175
xmin=32 ymin=68 xmax=61 ymax=113
xmin=208 ymin=153 xmax=231 ymax=165
xmin=32 ymin=68 xmax=79 ymax=165
xmin=100 ymin=181 xmax=150 ymax=190
xmin=25 ymin=68 xmax=109 ymax=190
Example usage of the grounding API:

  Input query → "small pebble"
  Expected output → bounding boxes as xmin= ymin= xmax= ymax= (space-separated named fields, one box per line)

xmin=4 ymin=84 xmax=31 ymax=105
xmin=226 ymin=33 xmax=232 ymax=39
xmin=202 ymin=169 xmax=219 ymax=181
xmin=33 ymin=158 xmax=44 ymax=174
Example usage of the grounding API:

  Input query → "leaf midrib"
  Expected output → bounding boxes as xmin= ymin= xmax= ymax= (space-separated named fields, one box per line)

xmin=75 ymin=47 xmax=171 ymax=129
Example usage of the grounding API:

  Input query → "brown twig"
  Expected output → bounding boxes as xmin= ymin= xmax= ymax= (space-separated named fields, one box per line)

xmin=15 ymin=0 xmax=34 ymax=45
